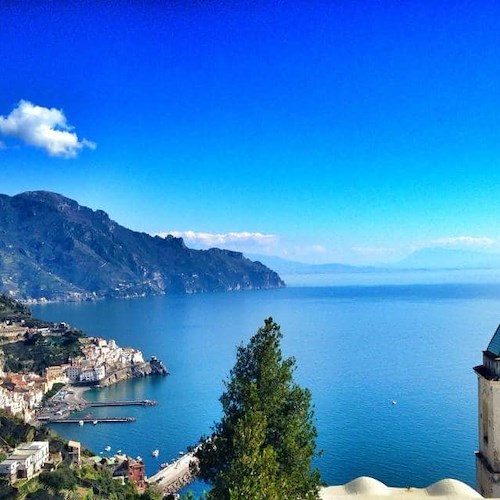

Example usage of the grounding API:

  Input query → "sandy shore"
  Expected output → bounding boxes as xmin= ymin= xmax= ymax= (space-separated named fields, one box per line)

xmin=63 ymin=385 xmax=91 ymax=411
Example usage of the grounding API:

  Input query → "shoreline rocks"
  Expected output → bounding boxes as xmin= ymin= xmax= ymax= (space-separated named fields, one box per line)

xmin=96 ymin=357 xmax=169 ymax=388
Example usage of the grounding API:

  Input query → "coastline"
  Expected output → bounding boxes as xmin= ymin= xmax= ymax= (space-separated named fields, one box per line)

xmin=64 ymin=385 xmax=91 ymax=410
xmin=39 ymin=361 xmax=168 ymax=423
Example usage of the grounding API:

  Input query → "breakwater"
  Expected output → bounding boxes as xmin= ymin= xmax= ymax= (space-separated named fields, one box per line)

xmin=88 ymin=399 xmax=157 ymax=407
xmin=147 ymin=450 xmax=199 ymax=495
xmin=41 ymin=417 xmax=136 ymax=424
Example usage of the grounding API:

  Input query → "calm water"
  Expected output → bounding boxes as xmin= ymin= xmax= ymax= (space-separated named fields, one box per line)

xmin=32 ymin=282 xmax=500 ymax=492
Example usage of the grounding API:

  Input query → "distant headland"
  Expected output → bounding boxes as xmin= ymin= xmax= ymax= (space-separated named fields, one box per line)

xmin=0 ymin=191 xmax=285 ymax=302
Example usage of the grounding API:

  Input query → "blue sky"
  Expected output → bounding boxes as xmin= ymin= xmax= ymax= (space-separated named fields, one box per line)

xmin=1 ymin=1 xmax=500 ymax=264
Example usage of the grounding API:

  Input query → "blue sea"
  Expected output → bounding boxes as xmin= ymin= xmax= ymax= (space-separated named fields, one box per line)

xmin=32 ymin=276 xmax=500 ymax=494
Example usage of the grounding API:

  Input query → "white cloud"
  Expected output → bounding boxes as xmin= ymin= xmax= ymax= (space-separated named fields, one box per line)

xmin=0 ymin=100 xmax=96 ymax=158
xmin=428 ymin=236 xmax=494 ymax=247
xmin=156 ymin=230 xmax=279 ymax=252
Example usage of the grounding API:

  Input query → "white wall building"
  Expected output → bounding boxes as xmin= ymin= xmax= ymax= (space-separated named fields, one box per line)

xmin=79 ymin=364 xmax=106 ymax=383
xmin=0 ymin=441 xmax=49 ymax=482
xmin=0 ymin=459 xmax=19 ymax=481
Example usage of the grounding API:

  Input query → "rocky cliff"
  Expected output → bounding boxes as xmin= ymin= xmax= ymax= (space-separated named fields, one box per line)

xmin=0 ymin=191 xmax=285 ymax=301
xmin=99 ymin=358 xmax=168 ymax=388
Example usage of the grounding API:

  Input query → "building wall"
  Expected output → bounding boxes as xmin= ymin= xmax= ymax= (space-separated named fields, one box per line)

xmin=0 ymin=442 xmax=49 ymax=482
xmin=128 ymin=462 xmax=146 ymax=492
xmin=478 ymin=376 xmax=500 ymax=473
xmin=477 ymin=454 xmax=500 ymax=498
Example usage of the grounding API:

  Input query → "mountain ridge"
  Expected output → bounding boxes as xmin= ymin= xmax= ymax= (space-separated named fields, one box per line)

xmin=248 ymin=247 xmax=500 ymax=275
xmin=0 ymin=191 xmax=285 ymax=301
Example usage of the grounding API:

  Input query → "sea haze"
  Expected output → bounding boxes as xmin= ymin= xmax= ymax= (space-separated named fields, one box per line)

xmin=32 ymin=281 xmax=500 ymax=491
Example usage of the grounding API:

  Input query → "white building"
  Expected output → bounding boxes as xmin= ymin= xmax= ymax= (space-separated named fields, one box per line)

xmin=17 ymin=442 xmax=49 ymax=472
xmin=79 ymin=364 xmax=106 ymax=383
xmin=0 ymin=459 xmax=19 ymax=482
xmin=0 ymin=441 xmax=49 ymax=482
xmin=66 ymin=365 xmax=81 ymax=382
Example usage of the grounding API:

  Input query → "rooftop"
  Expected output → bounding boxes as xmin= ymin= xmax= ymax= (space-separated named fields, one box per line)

xmin=320 ymin=477 xmax=486 ymax=499
xmin=486 ymin=324 xmax=500 ymax=356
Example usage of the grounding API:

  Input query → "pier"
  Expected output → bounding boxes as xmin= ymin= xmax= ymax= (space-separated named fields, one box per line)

xmin=147 ymin=449 xmax=199 ymax=495
xmin=88 ymin=399 xmax=157 ymax=407
xmin=40 ymin=417 xmax=136 ymax=424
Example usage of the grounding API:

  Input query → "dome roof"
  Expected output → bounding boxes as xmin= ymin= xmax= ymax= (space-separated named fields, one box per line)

xmin=344 ymin=477 xmax=390 ymax=495
xmin=426 ymin=479 xmax=482 ymax=497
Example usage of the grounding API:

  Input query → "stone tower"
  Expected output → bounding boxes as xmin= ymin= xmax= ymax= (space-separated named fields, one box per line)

xmin=474 ymin=324 xmax=500 ymax=497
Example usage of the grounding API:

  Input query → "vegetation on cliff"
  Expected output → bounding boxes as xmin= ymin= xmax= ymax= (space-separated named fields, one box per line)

xmin=0 ymin=295 xmax=31 ymax=322
xmin=2 ymin=331 xmax=84 ymax=374
xmin=196 ymin=318 xmax=321 ymax=499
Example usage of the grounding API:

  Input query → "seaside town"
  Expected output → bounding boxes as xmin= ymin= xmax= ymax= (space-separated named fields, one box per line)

xmin=0 ymin=310 xmax=175 ymax=498
xmin=0 ymin=318 xmax=167 ymax=425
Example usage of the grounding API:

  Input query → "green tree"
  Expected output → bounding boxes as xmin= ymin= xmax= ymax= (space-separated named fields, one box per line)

xmin=26 ymin=489 xmax=64 ymax=500
xmin=197 ymin=318 xmax=321 ymax=499
xmin=39 ymin=466 xmax=77 ymax=492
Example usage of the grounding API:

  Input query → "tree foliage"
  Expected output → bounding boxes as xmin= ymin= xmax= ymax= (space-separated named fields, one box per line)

xmin=40 ymin=466 xmax=77 ymax=492
xmin=2 ymin=331 xmax=83 ymax=374
xmin=0 ymin=294 xmax=31 ymax=322
xmin=0 ymin=411 xmax=49 ymax=448
xmin=197 ymin=318 xmax=320 ymax=499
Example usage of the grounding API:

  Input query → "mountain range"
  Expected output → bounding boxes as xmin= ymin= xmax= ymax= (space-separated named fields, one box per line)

xmin=249 ymin=248 xmax=500 ymax=275
xmin=246 ymin=254 xmax=376 ymax=274
xmin=0 ymin=191 xmax=284 ymax=301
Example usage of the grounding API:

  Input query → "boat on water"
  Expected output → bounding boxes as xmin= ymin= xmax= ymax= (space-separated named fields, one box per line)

xmin=160 ymin=462 xmax=168 ymax=469
xmin=104 ymin=445 xmax=111 ymax=452
xmin=391 ymin=400 xmax=397 ymax=405
xmin=152 ymin=449 xmax=160 ymax=458
xmin=78 ymin=420 xmax=84 ymax=426
xmin=93 ymin=420 xmax=98 ymax=425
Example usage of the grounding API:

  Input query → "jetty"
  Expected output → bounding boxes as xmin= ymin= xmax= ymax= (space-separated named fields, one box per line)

xmin=147 ymin=449 xmax=199 ymax=495
xmin=88 ymin=399 xmax=157 ymax=407
xmin=39 ymin=417 xmax=136 ymax=424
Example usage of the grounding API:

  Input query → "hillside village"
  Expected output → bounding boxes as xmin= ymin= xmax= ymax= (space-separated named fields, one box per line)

xmin=0 ymin=413 xmax=159 ymax=498
xmin=0 ymin=318 xmax=163 ymax=425
xmin=0 ymin=294 xmax=168 ymax=498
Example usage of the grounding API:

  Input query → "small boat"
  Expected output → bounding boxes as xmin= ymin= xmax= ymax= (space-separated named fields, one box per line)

xmin=136 ymin=456 xmax=142 ymax=462
xmin=78 ymin=420 xmax=84 ymax=426
xmin=178 ymin=451 xmax=184 ymax=456
xmin=104 ymin=445 xmax=111 ymax=452
xmin=117 ymin=450 xmax=122 ymax=454
xmin=152 ymin=449 xmax=160 ymax=458
xmin=160 ymin=462 xmax=168 ymax=469
xmin=93 ymin=420 xmax=98 ymax=425
xmin=391 ymin=400 xmax=397 ymax=405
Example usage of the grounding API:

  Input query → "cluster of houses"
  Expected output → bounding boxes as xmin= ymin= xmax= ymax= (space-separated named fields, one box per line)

xmin=0 ymin=321 xmax=152 ymax=493
xmin=66 ymin=337 xmax=145 ymax=384
xmin=0 ymin=320 xmax=147 ymax=422
xmin=89 ymin=454 xmax=146 ymax=493
xmin=0 ymin=371 xmax=54 ymax=423
xmin=0 ymin=439 xmax=145 ymax=493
